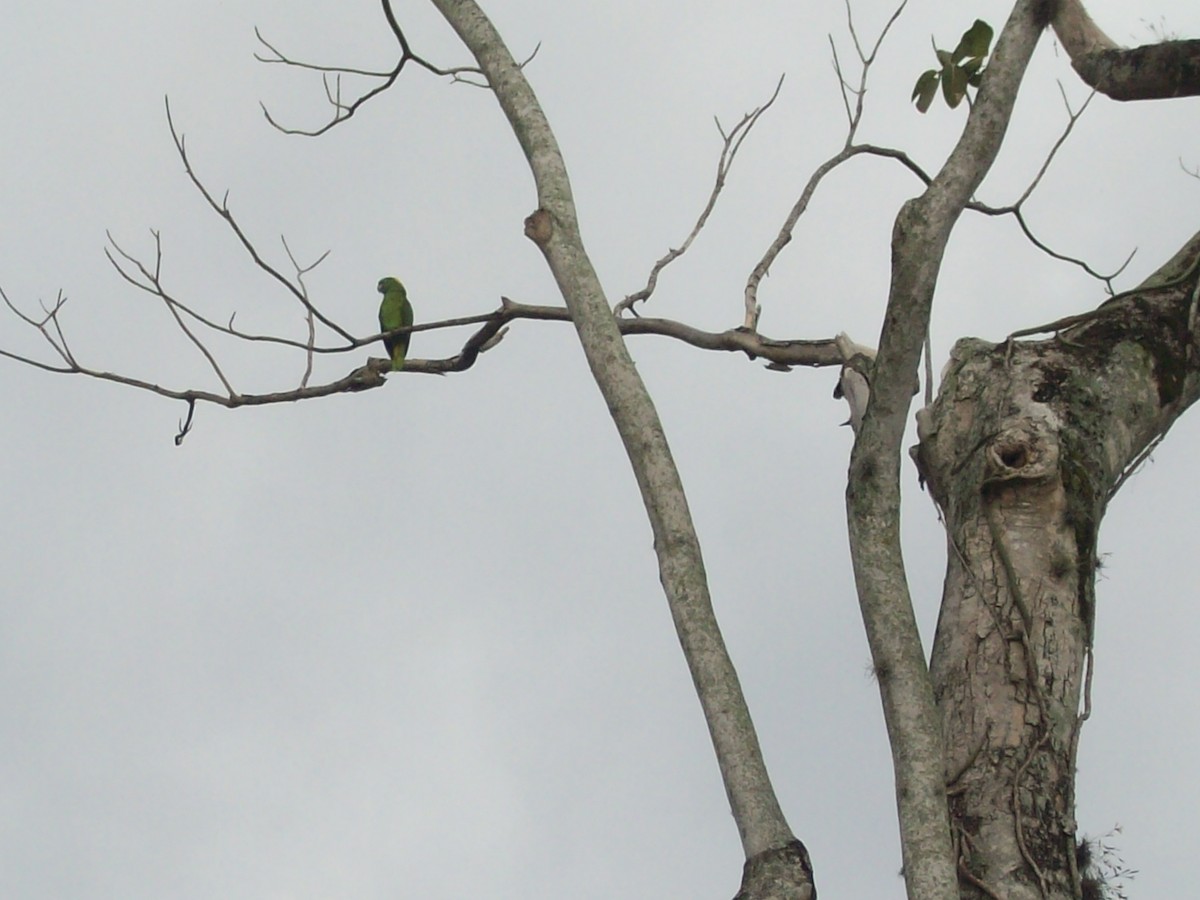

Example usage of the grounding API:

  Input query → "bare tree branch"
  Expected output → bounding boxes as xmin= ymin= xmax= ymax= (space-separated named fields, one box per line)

xmin=3 ymin=275 xmax=859 ymax=448
xmin=280 ymin=236 xmax=328 ymax=388
xmin=104 ymin=230 xmax=237 ymax=395
xmin=1018 ymin=84 xmax=1091 ymax=208
xmin=745 ymin=144 xmax=900 ymax=330
xmin=254 ymin=27 xmax=397 ymax=78
xmin=164 ymin=99 xmax=357 ymax=343
xmin=834 ymin=0 xmax=909 ymax=136
xmin=613 ymin=75 xmax=784 ymax=318
xmin=963 ymin=85 xmax=1134 ymax=287
xmin=255 ymin=1 xmax=543 ymax=133
xmin=747 ymin=3 xmax=1128 ymax=343
xmin=254 ymin=1 xmax=480 ymax=136
xmin=1 ymin=287 xmax=74 ymax=368
xmin=850 ymin=90 xmax=1131 ymax=293
xmin=745 ymin=3 xmax=909 ymax=331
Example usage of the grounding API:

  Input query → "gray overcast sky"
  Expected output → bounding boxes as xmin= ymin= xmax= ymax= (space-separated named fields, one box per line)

xmin=2 ymin=2 xmax=1198 ymax=897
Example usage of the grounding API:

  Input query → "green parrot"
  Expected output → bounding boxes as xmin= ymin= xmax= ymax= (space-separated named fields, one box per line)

xmin=377 ymin=276 xmax=414 ymax=371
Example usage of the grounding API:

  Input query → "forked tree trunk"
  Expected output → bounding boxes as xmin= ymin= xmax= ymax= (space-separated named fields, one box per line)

xmin=913 ymin=230 xmax=1200 ymax=898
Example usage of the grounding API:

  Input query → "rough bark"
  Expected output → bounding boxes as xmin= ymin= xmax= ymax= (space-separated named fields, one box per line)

xmin=914 ymin=229 xmax=1200 ymax=898
xmin=1052 ymin=0 xmax=1200 ymax=100
xmin=1071 ymin=39 xmax=1200 ymax=100
xmin=733 ymin=840 xmax=817 ymax=900
xmin=846 ymin=3 xmax=1047 ymax=898
xmin=427 ymin=2 xmax=814 ymax=897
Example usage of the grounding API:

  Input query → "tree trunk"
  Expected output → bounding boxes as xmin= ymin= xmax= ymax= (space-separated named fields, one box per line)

xmin=847 ymin=4 xmax=1047 ymax=897
xmin=428 ymin=2 xmax=814 ymax=897
xmin=914 ymin=230 xmax=1200 ymax=897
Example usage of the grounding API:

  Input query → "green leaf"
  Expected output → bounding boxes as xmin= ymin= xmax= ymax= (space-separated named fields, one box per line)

xmin=960 ymin=56 xmax=983 ymax=76
xmin=954 ymin=19 xmax=993 ymax=63
xmin=941 ymin=65 xmax=968 ymax=109
xmin=914 ymin=18 xmax=993 ymax=114
xmin=912 ymin=69 xmax=940 ymax=113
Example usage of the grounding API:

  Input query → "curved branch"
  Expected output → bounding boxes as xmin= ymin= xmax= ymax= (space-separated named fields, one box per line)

xmin=745 ymin=3 xmax=910 ymax=330
xmin=165 ymin=100 xmax=356 ymax=343
xmin=256 ymin=1 xmax=479 ymax=136
xmin=964 ymin=85 xmax=1131 ymax=286
xmin=746 ymin=143 xmax=917 ymax=328
xmin=857 ymin=96 xmax=1128 ymax=290
xmin=614 ymin=75 xmax=784 ymax=318
xmin=1051 ymin=0 xmax=1200 ymax=100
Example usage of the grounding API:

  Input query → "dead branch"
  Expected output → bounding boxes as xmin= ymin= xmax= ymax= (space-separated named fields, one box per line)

xmin=744 ymin=2 xmax=908 ymax=330
xmin=833 ymin=0 xmax=909 ymax=136
xmin=613 ymin=75 xmax=785 ymax=318
xmin=807 ymin=104 xmax=1128 ymax=311
xmin=424 ymin=298 xmax=849 ymax=371
xmin=748 ymin=3 xmax=1126 ymax=336
xmin=745 ymin=143 xmax=898 ymax=330
xmin=104 ymin=229 xmax=236 ymax=395
xmin=963 ymin=86 xmax=1132 ymax=287
xmin=1 ymin=287 xmax=74 ymax=368
xmin=279 ymin=235 xmax=328 ymax=388
xmin=165 ymin=99 xmax=355 ymax=342
xmin=2 ymin=275 xmax=859 ymax=445
xmin=255 ymin=1 xmax=479 ymax=136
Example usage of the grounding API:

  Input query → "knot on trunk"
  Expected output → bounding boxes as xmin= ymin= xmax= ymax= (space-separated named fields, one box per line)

xmin=983 ymin=425 xmax=1059 ymax=487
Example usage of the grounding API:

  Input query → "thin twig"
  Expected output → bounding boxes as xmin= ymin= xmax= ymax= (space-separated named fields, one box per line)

xmin=175 ymin=399 xmax=196 ymax=445
xmin=962 ymin=86 xmax=1127 ymax=287
xmin=255 ymin=1 xmax=477 ymax=136
xmin=1015 ymin=85 xmax=1095 ymax=208
xmin=614 ymin=75 xmax=785 ymax=318
xmin=164 ymin=99 xmax=355 ymax=343
xmin=2 ymin=287 xmax=74 ymax=366
xmin=107 ymin=229 xmax=237 ymax=396
xmin=838 ymin=0 xmax=909 ymax=142
xmin=254 ymin=28 xmax=394 ymax=77
xmin=745 ymin=2 xmax=909 ymax=328
xmin=280 ymin=235 xmax=328 ymax=388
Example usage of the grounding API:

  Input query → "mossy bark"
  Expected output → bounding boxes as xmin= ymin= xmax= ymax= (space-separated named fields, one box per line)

xmin=912 ymin=230 xmax=1200 ymax=897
